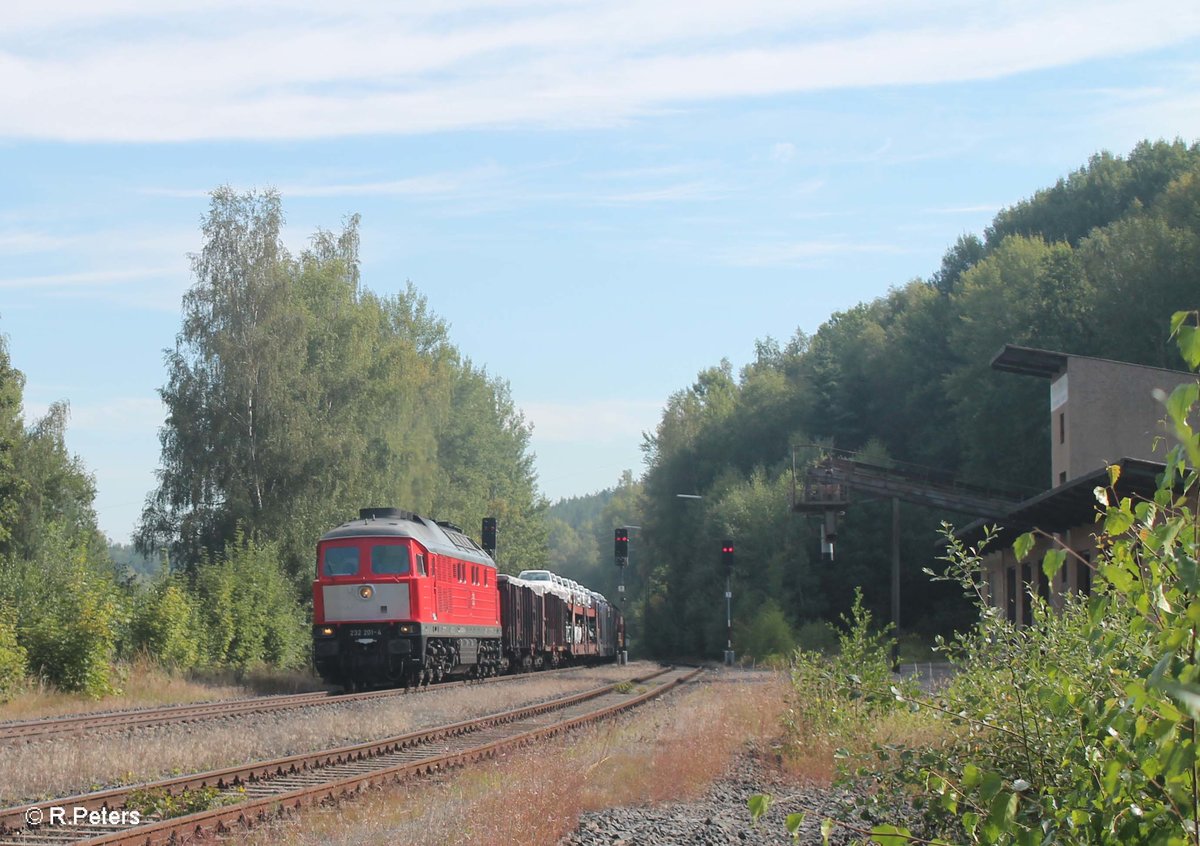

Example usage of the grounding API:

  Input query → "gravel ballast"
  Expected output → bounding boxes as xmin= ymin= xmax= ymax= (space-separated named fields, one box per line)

xmin=561 ymin=746 xmax=864 ymax=846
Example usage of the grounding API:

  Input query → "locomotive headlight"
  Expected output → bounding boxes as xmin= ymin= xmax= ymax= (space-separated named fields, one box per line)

xmin=358 ymin=585 xmax=374 ymax=600
xmin=398 ymin=624 xmax=410 ymax=634
xmin=319 ymin=626 xmax=335 ymax=636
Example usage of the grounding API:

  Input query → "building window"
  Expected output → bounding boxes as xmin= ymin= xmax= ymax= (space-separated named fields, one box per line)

xmin=1059 ymin=471 xmax=1067 ymax=485
xmin=1059 ymin=412 xmax=1065 ymax=444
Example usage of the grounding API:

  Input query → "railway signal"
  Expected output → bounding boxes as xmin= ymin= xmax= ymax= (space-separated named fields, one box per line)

xmin=482 ymin=517 xmax=497 ymax=558
xmin=721 ymin=539 xmax=735 ymax=666
xmin=613 ymin=526 xmax=632 ymax=665
xmin=615 ymin=527 xmax=629 ymax=566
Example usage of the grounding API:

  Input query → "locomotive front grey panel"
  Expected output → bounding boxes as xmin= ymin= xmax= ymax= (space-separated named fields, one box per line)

xmin=323 ymin=583 xmax=410 ymax=622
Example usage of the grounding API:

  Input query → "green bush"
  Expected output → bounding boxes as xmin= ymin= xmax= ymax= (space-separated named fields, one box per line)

xmin=0 ymin=611 xmax=26 ymax=701
xmin=786 ymin=588 xmax=914 ymax=741
xmin=13 ymin=526 xmax=124 ymax=697
xmin=737 ymin=598 xmax=796 ymax=661
xmin=131 ymin=574 xmax=199 ymax=670
xmin=22 ymin=569 xmax=122 ymax=696
xmin=192 ymin=533 xmax=307 ymax=673
xmin=794 ymin=619 xmax=840 ymax=654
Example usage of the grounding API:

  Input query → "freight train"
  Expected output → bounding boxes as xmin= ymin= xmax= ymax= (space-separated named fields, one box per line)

xmin=312 ymin=507 xmax=623 ymax=690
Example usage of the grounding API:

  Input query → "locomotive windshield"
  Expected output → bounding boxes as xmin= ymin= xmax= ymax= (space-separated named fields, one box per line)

xmin=370 ymin=544 xmax=411 ymax=575
xmin=323 ymin=546 xmax=359 ymax=577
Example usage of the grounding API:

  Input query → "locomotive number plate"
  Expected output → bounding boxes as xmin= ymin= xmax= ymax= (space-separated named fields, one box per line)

xmin=348 ymin=627 xmax=382 ymax=638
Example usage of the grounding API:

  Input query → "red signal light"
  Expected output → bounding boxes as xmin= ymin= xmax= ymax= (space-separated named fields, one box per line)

xmin=615 ymin=528 xmax=630 ymax=563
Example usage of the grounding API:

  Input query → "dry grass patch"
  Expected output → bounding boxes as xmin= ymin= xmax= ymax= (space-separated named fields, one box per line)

xmin=1 ymin=664 xmax=649 ymax=806
xmin=0 ymin=658 xmax=264 ymax=724
xmin=236 ymin=670 xmax=788 ymax=846
xmin=779 ymin=686 xmax=947 ymax=790
xmin=780 ymin=727 xmax=838 ymax=788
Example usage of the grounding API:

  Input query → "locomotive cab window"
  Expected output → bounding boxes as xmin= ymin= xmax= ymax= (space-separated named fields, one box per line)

xmin=323 ymin=546 xmax=360 ymax=577
xmin=416 ymin=553 xmax=426 ymax=576
xmin=370 ymin=544 xmax=411 ymax=575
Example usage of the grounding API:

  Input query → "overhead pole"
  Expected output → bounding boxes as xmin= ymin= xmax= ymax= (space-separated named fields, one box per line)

xmin=891 ymin=498 xmax=901 ymax=671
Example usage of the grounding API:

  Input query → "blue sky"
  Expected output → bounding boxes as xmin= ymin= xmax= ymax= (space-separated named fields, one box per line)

xmin=2 ymin=0 xmax=1199 ymax=542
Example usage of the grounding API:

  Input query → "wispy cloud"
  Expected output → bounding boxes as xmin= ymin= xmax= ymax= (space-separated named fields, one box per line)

xmin=0 ymin=262 xmax=189 ymax=312
xmin=585 ymin=163 xmax=699 ymax=181
xmin=719 ymin=239 xmax=915 ymax=267
xmin=0 ymin=231 xmax=75 ymax=253
xmin=0 ymin=225 xmax=195 ymax=255
xmin=21 ymin=396 xmax=164 ymax=433
xmin=1 ymin=0 xmax=1196 ymax=142
xmin=0 ymin=266 xmax=177 ymax=290
xmin=1083 ymin=67 xmax=1200 ymax=146
xmin=523 ymin=399 xmax=663 ymax=444
xmin=597 ymin=181 xmax=726 ymax=204
xmin=926 ymin=203 xmax=1003 ymax=214
xmin=770 ymin=142 xmax=796 ymax=163
xmin=143 ymin=166 xmax=509 ymax=200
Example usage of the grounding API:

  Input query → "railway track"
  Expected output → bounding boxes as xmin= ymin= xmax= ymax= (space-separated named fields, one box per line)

xmin=0 ymin=665 xmax=700 ymax=845
xmin=0 ymin=664 xmax=606 ymax=743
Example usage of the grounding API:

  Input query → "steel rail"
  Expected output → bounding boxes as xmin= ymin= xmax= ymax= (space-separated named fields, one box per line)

xmin=0 ymin=663 xmax=602 ymax=743
xmin=0 ymin=666 xmax=695 ymax=845
xmin=0 ymin=691 xmax=333 ymax=742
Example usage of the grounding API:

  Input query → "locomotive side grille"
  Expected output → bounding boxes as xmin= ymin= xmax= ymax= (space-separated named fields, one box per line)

xmin=322 ymin=583 xmax=410 ymax=622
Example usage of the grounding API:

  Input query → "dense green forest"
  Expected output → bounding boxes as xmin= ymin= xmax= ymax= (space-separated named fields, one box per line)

xmin=618 ymin=138 xmax=1200 ymax=660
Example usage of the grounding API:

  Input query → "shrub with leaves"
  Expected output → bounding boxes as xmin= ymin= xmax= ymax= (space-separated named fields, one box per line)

xmin=0 ymin=610 xmax=26 ymax=701
xmin=779 ymin=313 xmax=1200 ymax=845
xmin=737 ymin=598 xmax=797 ymax=662
xmin=10 ymin=525 xmax=125 ymax=697
xmin=125 ymin=785 xmax=240 ymax=819
xmin=756 ymin=589 xmax=923 ymax=844
xmin=786 ymin=587 xmax=915 ymax=744
xmin=191 ymin=533 xmax=307 ymax=673
xmin=131 ymin=570 xmax=199 ymax=670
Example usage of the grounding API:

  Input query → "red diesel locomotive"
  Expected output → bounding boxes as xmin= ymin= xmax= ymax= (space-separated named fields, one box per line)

xmin=312 ymin=507 xmax=622 ymax=689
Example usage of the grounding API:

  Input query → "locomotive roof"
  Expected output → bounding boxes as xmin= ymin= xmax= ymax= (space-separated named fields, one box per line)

xmin=320 ymin=509 xmax=495 ymax=567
